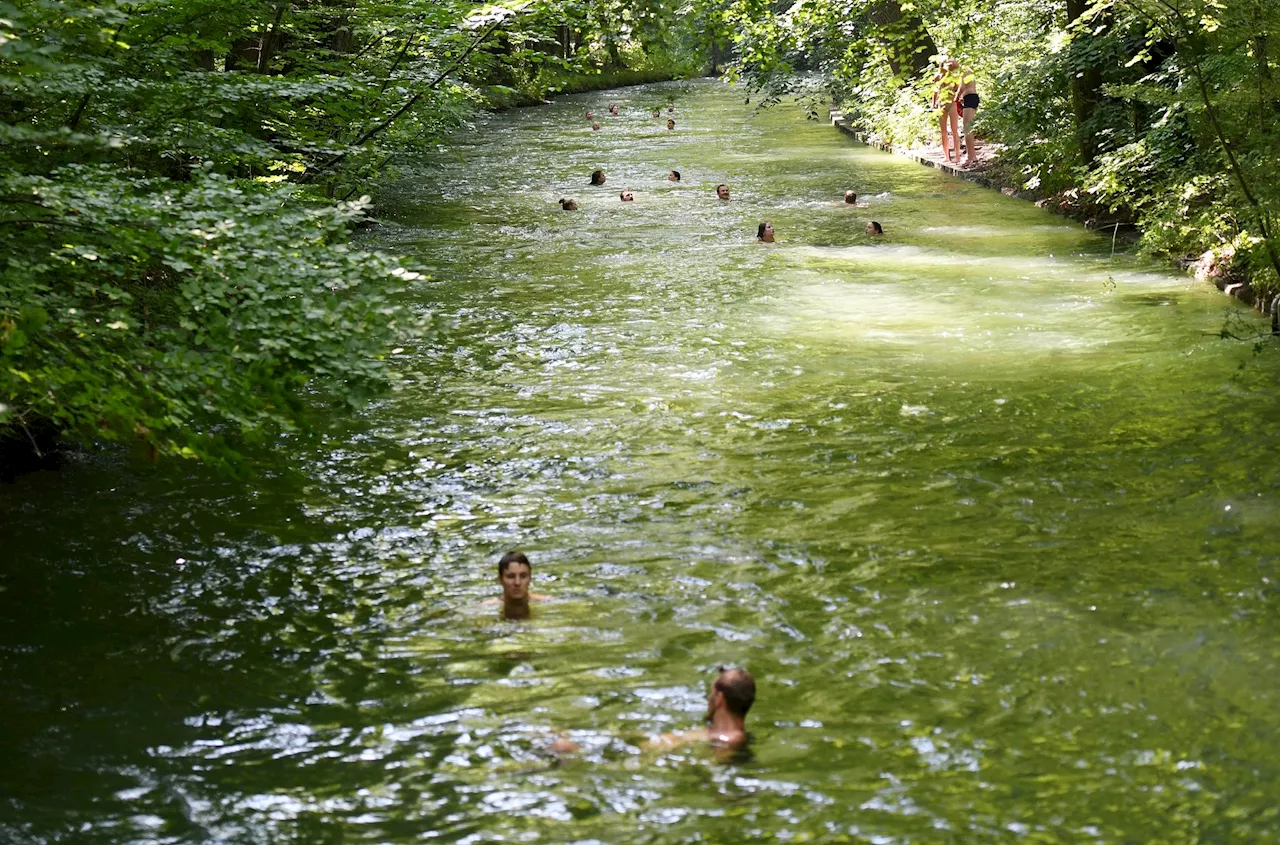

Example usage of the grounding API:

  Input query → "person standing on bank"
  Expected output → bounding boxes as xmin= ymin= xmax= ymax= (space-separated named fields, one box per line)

xmin=932 ymin=59 xmax=961 ymax=164
xmin=953 ymin=62 xmax=980 ymax=167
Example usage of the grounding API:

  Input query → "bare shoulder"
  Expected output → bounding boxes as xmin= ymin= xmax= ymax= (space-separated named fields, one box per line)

xmin=530 ymin=593 xmax=551 ymax=601
xmin=642 ymin=727 xmax=708 ymax=751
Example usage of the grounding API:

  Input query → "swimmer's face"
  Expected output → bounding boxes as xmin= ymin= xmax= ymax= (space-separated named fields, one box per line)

xmin=716 ymin=185 xmax=730 ymax=200
xmin=865 ymin=222 xmax=880 ymax=236
xmin=668 ymin=171 xmax=679 ymax=182
xmin=621 ymin=190 xmax=634 ymax=202
xmin=666 ymin=119 xmax=675 ymax=130
xmin=761 ymin=222 xmax=774 ymax=241
xmin=592 ymin=122 xmax=601 ymax=131
xmin=500 ymin=563 xmax=532 ymax=601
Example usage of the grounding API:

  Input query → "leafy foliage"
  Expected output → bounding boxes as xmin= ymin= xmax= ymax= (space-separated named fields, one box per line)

xmin=0 ymin=0 xmax=702 ymax=468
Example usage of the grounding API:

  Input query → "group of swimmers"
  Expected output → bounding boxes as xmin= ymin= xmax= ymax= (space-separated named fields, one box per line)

xmin=486 ymin=550 xmax=756 ymax=754
xmin=560 ymin=101 xmax=888 ymax=240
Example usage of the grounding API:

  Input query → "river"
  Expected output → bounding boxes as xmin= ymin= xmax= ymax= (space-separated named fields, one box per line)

xmin=3 ymin=79 xmax=1280 ymax=843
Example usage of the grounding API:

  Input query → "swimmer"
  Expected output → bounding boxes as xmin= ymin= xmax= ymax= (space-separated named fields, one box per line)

xmin=620 ymin=189 xmax=635 ymax=202
xmin=667 ymin=103 xmax=675 ymax=114
xmin=866 ymin=221 xmax=884 ymax=236
xmin=756 ymin=221 xmax=775 ymax=243
xmin=715 ymin=183 xmax=730 ymax=201
xmin=652 ymin=109 xmax=661 ymax=118
xmin=592 ymin=121 xmax=601 ymax=131
xmin=484 ymin=550 xmax=550 ymax=621
xmin=647 ymin=667 xmax=755 ymax=754
xmin=844 ymin=190 xmax=858 ymax=205
xmin=667 ymin=170 xmax=681 ymax=182
xmin=590 ymin=169 xmax=606 ymax=186
xmin=585 ymin=110 xmax=594 ymax=120
xmin=609 ymin=103 xmax=620 ymax=115
xmin=666 ymin=118 xmax=675 ymax=130
xmin=558 ymin=198 xmax=578 ymax=211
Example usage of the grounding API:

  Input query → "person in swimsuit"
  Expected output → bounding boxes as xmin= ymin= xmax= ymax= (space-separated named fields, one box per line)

xmin=666 ymin=118 xmax=676 ymax=130
xmin=953 ymin=63 xmax=980 ymax=166
xmin=592 ymin=121 xmax=601 ymax=131
xmin=932 ymin=60 xmax=961 ymax=164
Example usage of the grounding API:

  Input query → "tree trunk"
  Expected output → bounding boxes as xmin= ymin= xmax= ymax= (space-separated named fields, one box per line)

xmin=1067 ymin=0 xmax=1104 ymax=167
xmin=866 ymin=0 xmax=938 ymax=79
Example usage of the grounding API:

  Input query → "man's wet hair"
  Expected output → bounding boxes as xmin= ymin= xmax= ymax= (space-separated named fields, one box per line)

xmin=844 ymin=190 xmax=857 ymax=203
xmin=590 ymin=169 xmax=606 ymax=185
xmin=715 ymin=667 xmax=755 ymax=716
xmin=715 ymin=183 xmax=727 ymax=192
xmin=498 ymin=550 xmax=531 ymax=575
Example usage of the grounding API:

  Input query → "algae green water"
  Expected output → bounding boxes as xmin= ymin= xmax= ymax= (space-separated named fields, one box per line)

xmin=4 ymin=80 xmax=1280 ymax=843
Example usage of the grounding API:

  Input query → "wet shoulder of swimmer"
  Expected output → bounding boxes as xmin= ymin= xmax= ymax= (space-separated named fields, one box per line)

xmin=483 ymin=550 xmax=551 ymax=620
xmin=547 ymin=667 xmax=755 ymax=761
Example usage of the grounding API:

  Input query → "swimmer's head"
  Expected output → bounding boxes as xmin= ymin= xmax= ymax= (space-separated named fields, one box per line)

xmin=866 ymin=220 xmax=884 ymax=236
xmin=592 ymin=121 xmax=601 ymax=131
xmin=590 ymin=169 xmax=606 ymax=186
xmin=585 ymin=110 xmax=594 ymax=120
xmin=666 ymin=119 xmax=675 ymax=130
xmin=716 ymin=183 xmax=730 ymax=201
xmin=558 ymin=198 xmax=578 ymax=211
xmin=620 ymin=189 xmax=634 ymax=202
xmin=667 ymin=104 xmax=675 ymax=113
xmin=844 ymin=190 xmax=857 ymax=204
xmin=652 ymin=109 xmax=661 ymax=118
xmin=498 ymin=551 xmax=532 ymax=601
xmin=668 ymin=170 xmax=681 ymax=182
xmin=756 ymin=221 xmax=775 ymax=242
xmin=708 ymin=667 xmax=756 ymax=720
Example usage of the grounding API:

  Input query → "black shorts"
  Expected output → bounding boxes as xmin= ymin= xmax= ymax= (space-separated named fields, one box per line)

xmin=961 ymin=93 xmax=980 ymax=111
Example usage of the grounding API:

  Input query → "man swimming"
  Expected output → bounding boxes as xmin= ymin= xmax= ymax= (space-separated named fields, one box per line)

xmin=844 ymin=190 xmax=858 ymax=205
xmin=666 ymin=118 xmax=676 ymax=131
xmin=715 ymin=183 xmax=730 ymax=201
xmin=620 ymin=189 xmax=635 ymax=202
xmin=485 ymin=551 xmax=549 ymax=620
xmin=756 ymin=221 xmax=775 ymax=243
xmin=647 ymin=667 xmax=756 ymax=753
xmin=592 ymin=121 xmax=601 ymax=131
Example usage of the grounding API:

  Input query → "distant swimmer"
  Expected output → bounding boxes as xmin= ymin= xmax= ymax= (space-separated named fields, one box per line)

xmin=648 ymin=667 xmax=756 ymax=754
xmin=668 ymin=170 xmax=681 ymax=182
xmin=756 ymin=221 xmax=775 ymax=243
xmin=866 ymin=221 xmax=884 ymax=236
xmin=590 ymin=169 xmax=607 ymax=186
xmin=666 ymin=118 xmax=676 ymax=131
xmin=652 ymin=109 xmax=661 ymax=119
xmin=558 ymin=198 xmax=578 ymax=211
xmin=844 ymin=190 xmax=858 ymax=204
xmin=585 ymin=110 xmax=594 ymax=120
xmin=592 ymin=121 xmax=601 ymax=131
xmin=609 ymin=103 xmax=620 ymax=115
xmin=716 ymin=183 xmax=730 ymax=201
xmin=620 ymin=189 xmax=635 ymax=202
xmin=484 ymin=550 xmax=549 ymax=621
xmin=667 ymin=103 xmax=675 ymax=114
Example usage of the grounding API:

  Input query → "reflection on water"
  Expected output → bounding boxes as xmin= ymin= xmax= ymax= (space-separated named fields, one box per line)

xmin=3 ymin=79 xmax=1280 ymax=844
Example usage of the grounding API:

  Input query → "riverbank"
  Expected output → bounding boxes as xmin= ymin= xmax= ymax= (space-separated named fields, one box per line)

xmin=830 ymin=110 xmax=1278 ymax=332
xmin=481 ymin=68 xmax=689 ymax=110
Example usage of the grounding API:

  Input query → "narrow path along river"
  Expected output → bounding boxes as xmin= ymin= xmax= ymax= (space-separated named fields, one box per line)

xmin=4 ymin=79 xmax=1280 ymax=843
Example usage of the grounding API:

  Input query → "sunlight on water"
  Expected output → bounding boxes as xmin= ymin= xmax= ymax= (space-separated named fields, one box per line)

xmin=2 ymin=79 xmax=1280 ymax=845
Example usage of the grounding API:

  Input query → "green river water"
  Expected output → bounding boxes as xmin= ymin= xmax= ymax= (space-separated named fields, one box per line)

xmin=4 ymin=79 xmax=1280 ymax=844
